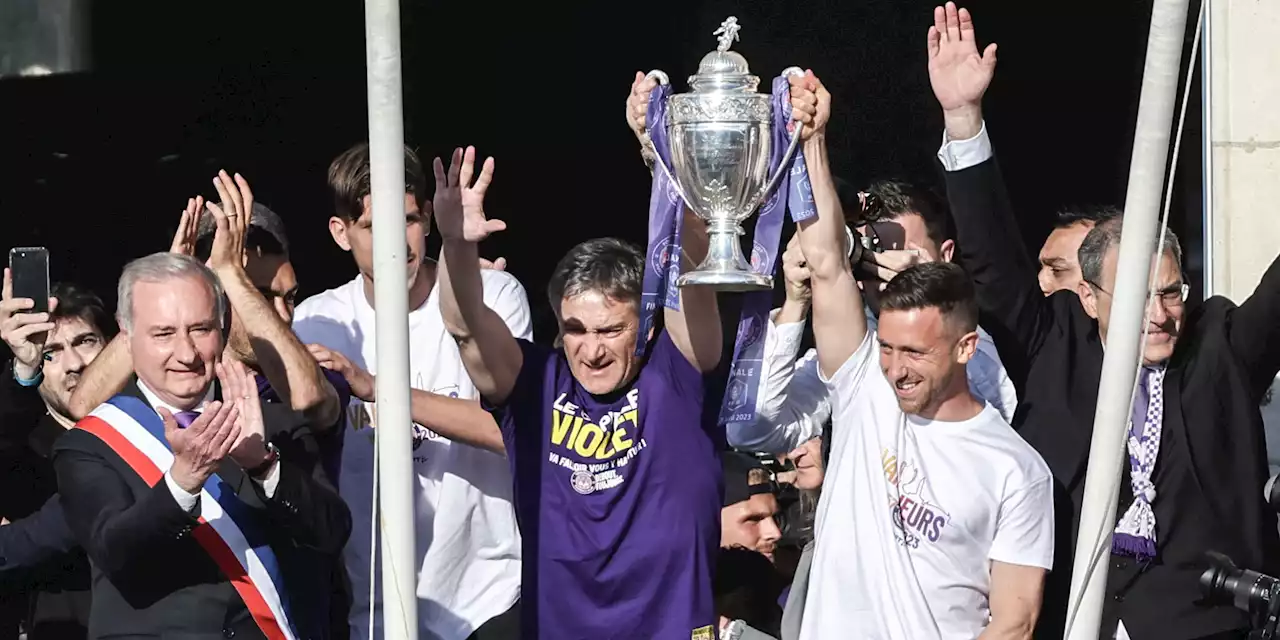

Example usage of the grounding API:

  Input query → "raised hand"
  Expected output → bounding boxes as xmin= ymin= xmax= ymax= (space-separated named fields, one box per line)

xmin=0 ymin=268 xmax=57 ymax=379
xmin=788 ymin=70 xmax=831 ymax=140
xmin=206 ymin=171 xmax=254 ymax=272
xmin=927 ymin=3 xmax=997 ymax=114
xmin=781 ymin=234 xmax=812 ymax=305
xmin=164 ymin=400 xmax=241 ymax=494
xmin=626 ymin=71 xmax=659 ymax=139
xmin=433 ymin=147 xmax=506 ymax=243
xmin=217 ymin=358 xmax=270 ymax=470
xmin=169 ymin=196 xmax=205 ymax=256
xmin=307 ymin=344 xmax=375 ymax=403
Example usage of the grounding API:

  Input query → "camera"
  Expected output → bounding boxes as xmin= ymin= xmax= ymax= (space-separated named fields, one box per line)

xmin=1199 ymin=551 xmax=1280 ymax=638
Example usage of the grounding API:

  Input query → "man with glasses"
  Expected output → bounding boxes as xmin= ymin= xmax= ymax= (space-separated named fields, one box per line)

xmin=929 ymin=3 xmax=1280 ymax=638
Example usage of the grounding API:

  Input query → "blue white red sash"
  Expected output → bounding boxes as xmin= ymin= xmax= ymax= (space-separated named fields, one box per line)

xmin=76 ymin=395 xmax=297 ymax=640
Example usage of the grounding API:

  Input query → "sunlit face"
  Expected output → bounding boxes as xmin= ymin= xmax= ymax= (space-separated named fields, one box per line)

xmin=559 ymin=291 xmax=642 ymax=395
xmin=126 ymin=277 xmax=223 ymax=410
xmin=38 ymin=315 xmax=106 ymax=420
xmin=227 ymin=251 xmax=300 ymax=367
xmin=329 ymin=193 xmax=428 ymax=293
xmin=1078 ymin=249 xmax=1185 ymax=366
xmin=785 ymin=437 xmax=825 ymax=491
xmin=1039 ymin=222 xmax=1095 ymax=296
xmin=721 ymin=494 xmax=782 ymax=562
xmin=877 ymin=307 xmax=977 ymax=416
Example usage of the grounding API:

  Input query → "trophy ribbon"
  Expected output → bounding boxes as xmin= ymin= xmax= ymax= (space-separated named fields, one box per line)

xmin=717 ymin=75 xmax=817 ymax=426
xmin=637 ymin=81 xmax=683 ymax=355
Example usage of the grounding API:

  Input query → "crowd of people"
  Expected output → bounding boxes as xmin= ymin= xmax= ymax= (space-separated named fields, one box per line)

xmin=0 ymin=3 xmax=1278 ymax=640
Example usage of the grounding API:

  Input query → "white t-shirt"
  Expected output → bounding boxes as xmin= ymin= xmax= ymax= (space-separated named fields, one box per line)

xmin=293 ymin=269 xmax=528 ymax=640
xmin=800 ymin=331 xmax=1054 ymax=640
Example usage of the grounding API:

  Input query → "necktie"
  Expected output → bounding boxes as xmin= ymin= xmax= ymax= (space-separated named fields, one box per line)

xmin=174 ymin=410 xmax=201 ymax=429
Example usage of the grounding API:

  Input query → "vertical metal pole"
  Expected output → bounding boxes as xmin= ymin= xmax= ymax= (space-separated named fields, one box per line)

xmin=363 ymin=0 xmax=417 ymax=637
xmin=1063 ymin=0 xmax=1193 ymax=636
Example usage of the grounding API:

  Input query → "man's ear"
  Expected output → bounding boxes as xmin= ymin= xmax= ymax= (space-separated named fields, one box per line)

xmin=939 ymin=239 xmax=956 ymax=263
xmin=329 ymin=217 xmax=353 ymax=252
xmin=1077 ymin=280 xmax=1100 ymax=320
xmin=954 ymin=330 xmax=979 ymax=365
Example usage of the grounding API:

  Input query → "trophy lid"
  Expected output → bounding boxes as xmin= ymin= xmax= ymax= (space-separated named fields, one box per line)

xmin=688 ymin=17 xmax=760 ymax=93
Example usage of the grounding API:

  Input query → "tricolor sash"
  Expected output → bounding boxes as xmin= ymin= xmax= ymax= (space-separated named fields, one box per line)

xmin=76 ymin=395 xmax=297 ymax=640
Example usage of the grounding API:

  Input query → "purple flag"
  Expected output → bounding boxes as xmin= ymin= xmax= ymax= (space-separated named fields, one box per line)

xmin=638 ymin=82 xmax=683 ymax=355
xmin=718 ymin=76 xmax=816 ymax=426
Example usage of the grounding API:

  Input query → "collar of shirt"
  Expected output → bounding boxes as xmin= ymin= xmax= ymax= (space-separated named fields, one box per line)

xmin=136 ymin=377 xmax=216 ymax=417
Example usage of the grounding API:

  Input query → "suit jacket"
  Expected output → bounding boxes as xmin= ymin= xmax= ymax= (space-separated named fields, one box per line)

xmin=52 ymin=380 xmax=352 ymax=640
xmin=943 ymin=154 xmax=1280 ymax=640
xmin=0 ymin=360 xmax=91 ymax=639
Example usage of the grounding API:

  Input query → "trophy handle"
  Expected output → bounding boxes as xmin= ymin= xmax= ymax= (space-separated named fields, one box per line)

xmin=641 ymin=69 xmax=697 ymax=210
xmin=757 ymin=66 xmax=808 ymax=207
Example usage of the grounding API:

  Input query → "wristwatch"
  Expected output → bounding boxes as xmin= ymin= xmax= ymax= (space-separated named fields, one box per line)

xmin=246 ymin=442 xmax=280 ymax=478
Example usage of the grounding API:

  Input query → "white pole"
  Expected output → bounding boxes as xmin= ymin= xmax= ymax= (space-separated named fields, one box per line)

xmin=1063 ymin=0 xmax=1193 ymax=637
xmin=363 ymin=0 xmax=417 ymax=638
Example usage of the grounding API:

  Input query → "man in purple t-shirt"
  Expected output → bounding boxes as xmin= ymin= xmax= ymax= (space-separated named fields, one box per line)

xmin=434 ymin=145 xmax=726 ymax=638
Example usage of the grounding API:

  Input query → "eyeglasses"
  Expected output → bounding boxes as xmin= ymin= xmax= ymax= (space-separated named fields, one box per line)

xmin=1086 ymin=280 xmax=1190 ymax=306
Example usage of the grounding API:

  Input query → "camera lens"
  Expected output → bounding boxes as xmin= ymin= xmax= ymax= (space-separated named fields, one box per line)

xmin=1200 ymin=552 xmax=1279 ymax=617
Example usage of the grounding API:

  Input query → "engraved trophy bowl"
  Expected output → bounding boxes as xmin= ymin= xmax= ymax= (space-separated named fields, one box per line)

xmin=645 ymin=17 xmax=805 ymax=292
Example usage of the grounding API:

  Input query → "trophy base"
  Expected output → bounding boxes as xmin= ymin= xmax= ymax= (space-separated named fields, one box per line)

xmin=677 ymin=269 xmax=774 ymax=292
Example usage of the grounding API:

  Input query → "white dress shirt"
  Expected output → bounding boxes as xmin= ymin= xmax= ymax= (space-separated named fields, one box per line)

xmin=136 ymin=378 xmax=280 ymax=512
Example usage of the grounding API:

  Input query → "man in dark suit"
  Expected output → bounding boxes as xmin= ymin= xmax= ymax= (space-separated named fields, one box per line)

xmin=54 ymin=251 xmax=351 ymax=639
xmin=925 ymin=4 xmax=1280 ymax=639
xmin=0 ymin=280 xmax=111 ymax=639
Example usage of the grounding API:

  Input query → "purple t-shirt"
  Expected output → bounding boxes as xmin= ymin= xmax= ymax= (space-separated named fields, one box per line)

xmin=492 ymin=330 xmax=723 ymax=639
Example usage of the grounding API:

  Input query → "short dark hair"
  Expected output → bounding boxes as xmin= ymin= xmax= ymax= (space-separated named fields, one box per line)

xmin=1078 ymin=218 xmax=1183 ymax=289
xmin=194 ymin=202 xmax=290 ymax=262
xmin=1055 ymin=205 xmax=1122 ymax=230
xmin=855 ymin=179 xmax=952 ymax=249
xmin=50 ymin=282 xmax=117 ymax=340
xmin=327 ymin=142 xmax=428 ymax=223
xmin=547 ymin=238 xmax=645 ymax=308
xmin=879 ymin=262 xmax=978 ymax=333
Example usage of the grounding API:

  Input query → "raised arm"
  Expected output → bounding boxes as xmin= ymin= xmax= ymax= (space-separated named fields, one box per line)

xmin=1225 ymin=253 xmax=1280 ymax=398
xmin=929 ymin=3 xmax=1052 ymax=361
xmin=207 ymin=172 xmax=340 ymax=428
xmin=66 ymin=333 xmax=131 ymax=420
xmin=435 ymin=147 xmax=523 ymax=405
xmin=790 ymin=73 xmax=867 ymax=378
xmin=665 ymin=211 xmax=723 ymax=372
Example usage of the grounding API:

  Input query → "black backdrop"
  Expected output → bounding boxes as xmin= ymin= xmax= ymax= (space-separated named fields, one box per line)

xmin=0 ymin=0 xmax=1205 ymax=345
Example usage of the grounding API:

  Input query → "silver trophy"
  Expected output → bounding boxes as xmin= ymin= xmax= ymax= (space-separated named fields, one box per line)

xmin=646 ymin=17 xmax=804 ymax=291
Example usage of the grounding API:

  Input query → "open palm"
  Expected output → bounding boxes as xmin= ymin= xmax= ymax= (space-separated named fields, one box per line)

xmin=433 ymin=146 xmax=506 ymax=243
xmin=926 ymin=3 xmax=997 ymax=112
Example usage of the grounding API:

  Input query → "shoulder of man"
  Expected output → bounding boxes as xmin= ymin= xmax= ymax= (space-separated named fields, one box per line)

xmin=479 ymin=268 xmax=530 ymax=307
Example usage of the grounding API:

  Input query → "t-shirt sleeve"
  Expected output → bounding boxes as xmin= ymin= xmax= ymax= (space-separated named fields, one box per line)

xmin=483 ymin=339 xmax=552 ymax=438
xmin=646 ymin=329 xmax=705 ymax=402
xmin=988 ymin=476 xmax=1055 ymax=570
xmin=818 ymin=330 xmax=878 ymax=399
xmin=482 ymin=270 xmax=534 ymax=341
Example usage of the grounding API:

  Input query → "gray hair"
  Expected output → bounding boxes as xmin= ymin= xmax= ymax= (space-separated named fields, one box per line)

xmin=546 ymin=238 xmax=645 ymax=308
xmin=1078 ymin=218 xmax=1183 ymax=289
xmin=117 ymin=252 xmax=226 ymax=333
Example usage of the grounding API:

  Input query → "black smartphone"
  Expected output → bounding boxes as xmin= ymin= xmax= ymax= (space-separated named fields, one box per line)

xmin=9 ymin=247 xmax=50 ymax=313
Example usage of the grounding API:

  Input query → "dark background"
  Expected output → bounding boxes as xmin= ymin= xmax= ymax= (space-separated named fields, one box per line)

xmin=0 ymin=0 xmax=1205 ymax=344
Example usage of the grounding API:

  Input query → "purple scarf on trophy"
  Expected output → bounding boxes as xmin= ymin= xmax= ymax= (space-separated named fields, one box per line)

xmin=718 ymin=77 xmax=816 ymax=425
xmin=638 ymin=82 xmax=683 ymax=351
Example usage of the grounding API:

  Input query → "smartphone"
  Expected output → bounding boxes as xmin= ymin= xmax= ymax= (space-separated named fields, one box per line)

xmin=9 ymin=247 xmax=50 ymax=313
